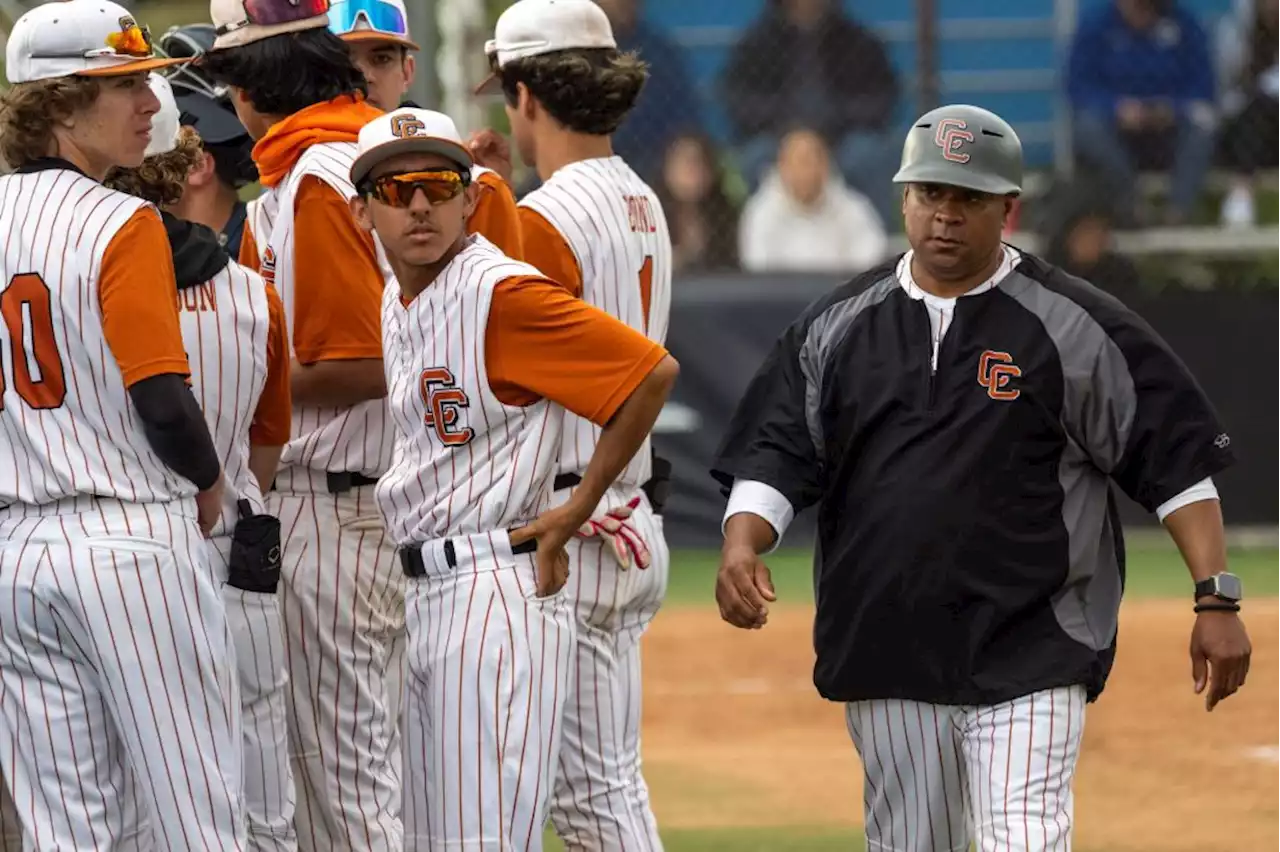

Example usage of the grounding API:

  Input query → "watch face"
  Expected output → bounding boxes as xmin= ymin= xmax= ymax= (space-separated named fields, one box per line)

xmin=1217 ymin=573 xmax=1243 ymax=601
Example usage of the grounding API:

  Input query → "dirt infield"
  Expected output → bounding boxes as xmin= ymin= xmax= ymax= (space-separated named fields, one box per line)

xmin=640 ymin=600 xmax=1278 ymax=852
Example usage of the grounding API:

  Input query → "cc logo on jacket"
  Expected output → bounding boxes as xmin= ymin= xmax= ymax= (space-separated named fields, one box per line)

xmin=977 ymin=350 xmax=1022 ymax=401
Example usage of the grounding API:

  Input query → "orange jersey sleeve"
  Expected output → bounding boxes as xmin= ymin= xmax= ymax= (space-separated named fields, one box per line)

xmin=486 ymin=275 xmax=667 ymax=424
xmin=250 ymin=282 xmax=293 ymax=445
xmin=516 ymin=207 xmax=583 ymax=297
xmin=291 ymin=176 xmax=383 ymax=364
xmin=468 ymin=171 xmax=524 ymax=260
xmin=99 ymin=207 xmax=192 ymax=386
xmin=239 ymin=217 xmax=260 ymax=272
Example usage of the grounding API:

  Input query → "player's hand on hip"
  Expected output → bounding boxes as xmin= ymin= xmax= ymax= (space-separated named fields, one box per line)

xmin=510 ymin=503 xmax=580 ymax=597
xmin=716 ymin=544 xmax=776 ymax=630
xmin=467 ymin=129 xmax=513 ymax=185
xmin=195 ymin=473 xmax=226 ymax=538
xmin=1190 ymin=607 xmax=1251 ymax=711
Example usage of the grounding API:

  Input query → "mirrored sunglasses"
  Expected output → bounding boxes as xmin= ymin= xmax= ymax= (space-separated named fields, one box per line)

xmin=365 ymin=170 xmax=468 ymax=208
xmin=215 ymin=0 xmax=330 ymax=39
xmin=328 ymin=0 xmax=408 ymax=38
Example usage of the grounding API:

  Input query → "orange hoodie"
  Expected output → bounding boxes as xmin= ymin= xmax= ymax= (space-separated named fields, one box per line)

xmin=252 ymin=93 xmax=383 ymax=188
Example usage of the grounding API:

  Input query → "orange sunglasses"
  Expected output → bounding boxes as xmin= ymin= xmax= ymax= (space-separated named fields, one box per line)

xmin=364 ymin=170 xmax=469 ymax=208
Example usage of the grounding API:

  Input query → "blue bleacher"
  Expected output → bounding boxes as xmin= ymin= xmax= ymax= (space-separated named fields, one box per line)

xmin=646 ymin=0 xmax=1238 ymax=172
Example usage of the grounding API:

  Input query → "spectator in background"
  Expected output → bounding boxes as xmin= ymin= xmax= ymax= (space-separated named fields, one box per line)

xmin=738 ymin=127 xmax=886 ymax=274
xmin=1045 ymin=204 xmax=1142 ymax=301
xmin=655 ymin=132 xmax=741 ymax=272
xmin=594 ymin=0 xmax=702 ymax=180
xmin=1216 ymin=0 xmax=1278 ymax=226
xmin=721 ymin=0 xmax=899 ymax=227
xmin=1067 ymin=0 xmax=1217 ymax=226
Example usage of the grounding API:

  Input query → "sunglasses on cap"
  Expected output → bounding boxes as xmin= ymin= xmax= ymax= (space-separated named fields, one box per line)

xmin=31 ymin=19 xmax=155 ymax=61
xmin=361 ymin=170 xmax=470 ymax=208
xmin=328 ymin=0 xmax=408 ymax=38
xmin=215 ymin=0 xmax=330 ymax=39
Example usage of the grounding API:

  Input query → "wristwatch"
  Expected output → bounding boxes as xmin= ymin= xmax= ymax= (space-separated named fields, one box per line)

xmin=1194 ymin=572 xmax=1243 ymax=603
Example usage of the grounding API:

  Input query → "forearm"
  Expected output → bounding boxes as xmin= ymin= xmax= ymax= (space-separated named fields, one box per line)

xmin=569 ymin=356 xmax=678 ymax=519
xmin=1163 ymin=498 xmax=1229 ymax=588
xmin=723 ymin=511 xmax=778 ymax=555
xmin=291 ymin=358 xmax=386 ymax=407
xmin=128 ymin=374 xmax=221 ymax=490
xmin=248 ymin=444 xmax=284 ymax=494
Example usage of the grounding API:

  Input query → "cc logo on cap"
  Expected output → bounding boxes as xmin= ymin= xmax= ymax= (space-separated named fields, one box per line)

xmin=390 ymin=114 xmax=426 ymax=138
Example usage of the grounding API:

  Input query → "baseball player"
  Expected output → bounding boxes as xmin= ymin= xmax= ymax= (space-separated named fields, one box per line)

xmin=202 ymin=4 xmax=405 ymax=849
xmin=476 ymin=1 xmax=674 ymax=846
xmin=328 ymin=0 xmax=525 ymax=258
xmin=103 ymin=72 xmax=297 ymax=852
xmin=347 ymin=106 xmax=678 ymax=851
xmin=712 ymin=104 xmax=1252 ymax=852
xmin=157 ymin=23 xmax=260 ymax=258
xmin=0 ymin=1 xmax=246 ymax=849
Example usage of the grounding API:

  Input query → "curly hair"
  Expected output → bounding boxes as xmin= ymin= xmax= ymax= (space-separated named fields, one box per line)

xmin=103 ymin=127 xmax=204 ymax=207
xmin=0 ymin=77 xmax=102 ymax=169
xmin=498 ymin=48 xmax=647 ymax=136
xmin=200 ymin=28 xmax=367 ymax=116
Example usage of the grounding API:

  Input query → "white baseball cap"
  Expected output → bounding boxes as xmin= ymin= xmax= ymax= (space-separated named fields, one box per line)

xmin=477 ymin=0 xmax=616 ymax=94
xmin=145 ymin=74 xmax=183 ymax=158
xmin=5 ymin=0 xmax=189 ymax=84
xmin=210 ymin=0 xmax=331 ymax=51
xmin=349 ymin=108 xmax=474 ymax=187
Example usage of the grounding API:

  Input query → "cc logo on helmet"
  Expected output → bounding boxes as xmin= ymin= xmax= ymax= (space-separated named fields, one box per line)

xmin=390 ymin=114 xmax=427 ymax=138
xmin=934 ymin=118 xmax=975 ymax=164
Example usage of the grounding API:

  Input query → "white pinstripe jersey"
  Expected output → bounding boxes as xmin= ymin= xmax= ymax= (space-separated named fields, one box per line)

xmin=0 ymin=169 xmax=193 ymax=507
xmin=252 ymin=142 xmax=395 ymax=477
xmin=519 ymin=156 xmax=672 ymax=487
xmin=376 ymin=236 xmax=563 ymax=546
xmin=177 ymin=260 xmax=272 ymax=537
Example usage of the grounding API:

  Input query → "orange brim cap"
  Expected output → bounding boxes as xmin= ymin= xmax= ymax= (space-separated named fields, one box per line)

xmin=78 ymin=56 xmax=191 ymax=77
xmin=340 ymin=30 xmax=421 ymax=51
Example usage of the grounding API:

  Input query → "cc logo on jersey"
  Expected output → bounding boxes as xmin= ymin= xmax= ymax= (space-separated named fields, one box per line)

xmin=977 ymin=350 xmax=1022 ymax=401
xmin=419 ymin=367 xmax=474 ymax=446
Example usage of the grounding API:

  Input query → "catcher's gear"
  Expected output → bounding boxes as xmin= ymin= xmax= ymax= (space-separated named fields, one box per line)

xmin=893 ymin=104 xmax=1023 ymax=196
xmin=574 ymin=497 xmax=651 ymax=571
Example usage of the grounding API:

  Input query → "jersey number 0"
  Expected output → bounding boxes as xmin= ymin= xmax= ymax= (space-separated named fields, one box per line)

xmin=0 ymin=273 xmax=67 ymax=410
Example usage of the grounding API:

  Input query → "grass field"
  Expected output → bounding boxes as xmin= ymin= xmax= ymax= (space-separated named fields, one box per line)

xmin=541 ymin=540 xmax=1278 ymax=851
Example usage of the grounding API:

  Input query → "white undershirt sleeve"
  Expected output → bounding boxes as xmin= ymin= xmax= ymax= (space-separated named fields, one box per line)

xmin=1156 ymin=477 xmax=1219 ymax=522
xmin=722 ymin=479 xmax=796 ymax=553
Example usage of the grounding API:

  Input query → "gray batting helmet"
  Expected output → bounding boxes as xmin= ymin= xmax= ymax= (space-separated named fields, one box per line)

xmin=892 ymin=104 xmax=1023 ymax=196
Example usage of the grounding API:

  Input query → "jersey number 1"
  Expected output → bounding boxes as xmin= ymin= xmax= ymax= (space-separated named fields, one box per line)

xmin=0 ymin=273 xmax=68 ymax=410
xmin=638 ymin=255 xmax=653 ymax=334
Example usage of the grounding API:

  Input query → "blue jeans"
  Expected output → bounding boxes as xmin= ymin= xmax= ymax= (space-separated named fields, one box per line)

xmin=1072 ymin=109 xmax=1216 ymax=219
xmin=738 ymin=130 xmax=901 ymax=228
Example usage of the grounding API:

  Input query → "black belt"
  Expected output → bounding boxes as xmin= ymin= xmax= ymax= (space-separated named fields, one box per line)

xmin=553 ymin=473 xmax=582 ymax=491
xmin=400 ymin=535 xmax=537 ymax=578
xmin=326 ymin=471 xmax=379 ymax=494
xmin=552 ymin=456 xmax=671 ymax=515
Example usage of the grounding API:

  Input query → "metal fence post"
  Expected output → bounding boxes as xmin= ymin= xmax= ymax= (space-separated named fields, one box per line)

xmin=407 ymin=0 xmax=440 ymax=108
xmin=915 ymin=0 xmax=939 ymax=114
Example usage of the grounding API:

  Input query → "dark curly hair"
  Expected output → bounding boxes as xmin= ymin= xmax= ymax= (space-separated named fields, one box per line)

xmin=498 ymin=48 xmax=647 ymax=136
xmin=0 ymin=77 xmax=101 ymax=169
xmin=103 ymin=126 xmax=204 ymax=206
xmin=200 ymin=28 xmax=367 ymax=116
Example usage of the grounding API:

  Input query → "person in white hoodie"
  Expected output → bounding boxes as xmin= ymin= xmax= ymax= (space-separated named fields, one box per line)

xmin=738 ymin=126 xmax=888 ymax=273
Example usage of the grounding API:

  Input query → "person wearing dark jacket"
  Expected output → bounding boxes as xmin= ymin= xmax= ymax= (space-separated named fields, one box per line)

xmin=711 ymin=105 xmax=1251 ymax=850
xmin=104 ymin=72 xmax=297 ymax=852
xmin=1066 ymin=0 xmax=1218 ymax=225
xmin=721 ymin=0 xmax=900 ymax=226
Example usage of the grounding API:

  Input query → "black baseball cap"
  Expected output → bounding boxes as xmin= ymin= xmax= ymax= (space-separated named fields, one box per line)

xmin=174 ymin=90 xmax=249 ymax=146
